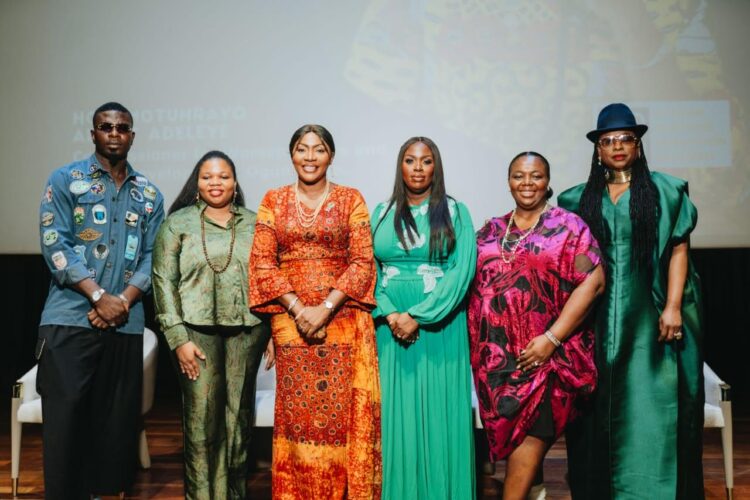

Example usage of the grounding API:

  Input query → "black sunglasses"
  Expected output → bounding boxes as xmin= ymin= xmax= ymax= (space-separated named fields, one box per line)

xmin=95 ymin=122 xmax=133 ymax=134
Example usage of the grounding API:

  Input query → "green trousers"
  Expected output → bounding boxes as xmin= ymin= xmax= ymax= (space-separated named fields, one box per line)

xmin=178 ymin=324 xmax=270 ymax=500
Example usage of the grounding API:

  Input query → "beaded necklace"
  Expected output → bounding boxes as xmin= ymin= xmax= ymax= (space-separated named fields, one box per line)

xmin=200 ymin=207 xmax=236 ymax=274
xmin=294 ymin=180 xmax=330 ymax=228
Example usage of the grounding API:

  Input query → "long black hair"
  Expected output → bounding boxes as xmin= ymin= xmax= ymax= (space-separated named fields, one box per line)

xmin=507 ymin=151 xmax=554 ymax=200
xmin=374 ymin=137 xmax=456 ymax=262
xmin=579 ymin=142 xmax=658 ymax=268
xmin=169 ymin=150 xmax=245 ymax=215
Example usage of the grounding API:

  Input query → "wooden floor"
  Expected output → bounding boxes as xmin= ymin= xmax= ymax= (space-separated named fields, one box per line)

xmin=1 ymin=399 xmax=748 ymax=499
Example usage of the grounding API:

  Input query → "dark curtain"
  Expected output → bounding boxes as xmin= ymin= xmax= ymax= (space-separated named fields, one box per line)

xmin=1 ymin=250 xmax=747 ymax=412
xmin=1 ymin=255 xmax=179 ymax=415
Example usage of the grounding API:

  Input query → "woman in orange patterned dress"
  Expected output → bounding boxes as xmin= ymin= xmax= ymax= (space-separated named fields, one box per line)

xmin=248 ymin=124 xmax=381 ymax=499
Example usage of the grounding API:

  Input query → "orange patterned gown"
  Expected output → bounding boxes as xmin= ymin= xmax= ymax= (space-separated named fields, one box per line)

xmin=248 ymin=184 xmax=381 ymax=500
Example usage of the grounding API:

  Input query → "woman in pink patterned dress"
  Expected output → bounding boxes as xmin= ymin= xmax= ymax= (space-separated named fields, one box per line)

xmin=468 ymin=151 xmax=605 ymax=500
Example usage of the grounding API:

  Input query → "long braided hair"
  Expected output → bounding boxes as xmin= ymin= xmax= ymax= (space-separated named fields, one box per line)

xmin=579 ymin=142 xmax=658 ymax=269
xmin=374 ymin=137 xmax=456 ymax=262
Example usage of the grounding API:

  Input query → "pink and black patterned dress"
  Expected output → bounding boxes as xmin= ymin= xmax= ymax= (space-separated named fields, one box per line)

xmin=468 ymin=205 xmax=601 ymax=460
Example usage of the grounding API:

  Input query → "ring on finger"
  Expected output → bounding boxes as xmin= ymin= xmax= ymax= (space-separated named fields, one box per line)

xmin=532 ymin=361 xmax=540 ymax=367
xmin=674 ymin=331 xmax=683 ymax=340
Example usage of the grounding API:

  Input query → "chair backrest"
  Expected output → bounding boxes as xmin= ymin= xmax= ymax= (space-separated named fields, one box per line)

xmin=143 ymin=327 xmax=158 ymax=357
xmin=17 ymin=365 xmax=40 ymax=403
xmin=256 ymin=363 xmax=276 ymax=391
xmin=703 ymin=362 xmax=725 ymax=407
xmin=142 ymin=328 xmax=159 ymax=414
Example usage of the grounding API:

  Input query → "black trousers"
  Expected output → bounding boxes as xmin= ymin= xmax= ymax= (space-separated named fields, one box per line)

xmin=36 ymin=325 xmax=143 ymax=500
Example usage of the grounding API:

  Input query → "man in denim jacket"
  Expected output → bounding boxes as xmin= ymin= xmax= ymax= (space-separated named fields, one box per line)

xmin=36 ymin=102 xmax=164 ymax=499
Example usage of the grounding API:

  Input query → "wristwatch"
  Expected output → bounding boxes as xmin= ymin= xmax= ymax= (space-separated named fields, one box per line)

xmin=323 ymin=300 xmax=334 ymax=312
xmin=91 ymin=288 xmax=106 ymax=303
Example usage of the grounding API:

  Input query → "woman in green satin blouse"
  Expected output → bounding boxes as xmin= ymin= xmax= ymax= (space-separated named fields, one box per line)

xmin=559 ymin=103 xmax=705 ymax=500
xmin=152 ymin=151 xmax=270 ymax=500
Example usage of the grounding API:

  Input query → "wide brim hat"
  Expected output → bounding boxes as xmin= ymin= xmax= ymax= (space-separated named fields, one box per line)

xmin=586 ymin=103 xmax=648 ymax=143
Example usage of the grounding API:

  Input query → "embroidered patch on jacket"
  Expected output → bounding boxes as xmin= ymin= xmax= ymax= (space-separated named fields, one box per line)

xmin=92 ymin=204 xmax=107 ymax=224
xmin=42 ymin=229 xmax=58 ymax=246
xmin=76 ymin=228 xmax=102 ymax=241
xmin=73 ymin=206 xmax=85 ymax=225
xmin=41 ymin=212 xmax=54 ymax=227
xmin=51 ymin=251 xmax=67 ymax=270
xmin=143 ymin=185 xmax=157 ymax=200
xmin=69 ymin=180 xmax=91 ymax=195
xmin=130 ymin=188 xmax=144 ymax=202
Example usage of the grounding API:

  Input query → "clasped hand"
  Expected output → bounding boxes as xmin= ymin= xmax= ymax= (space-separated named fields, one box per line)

xmin=87 ymin=293 xmax=129 ymax=330
xmin=386 ymin=312 xmax=419 ymax=344
xmin=295 ymin=303 xmax=330 ymax=340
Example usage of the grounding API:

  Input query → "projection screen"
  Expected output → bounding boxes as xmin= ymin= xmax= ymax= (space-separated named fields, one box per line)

xmin=1 ymin=0 xmax=749 ymax=252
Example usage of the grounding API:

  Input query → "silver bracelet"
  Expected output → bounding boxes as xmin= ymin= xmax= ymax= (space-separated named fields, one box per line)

xmin=287 ymin=296 xmax=299 ymax=312
xmin=118 ymin=293 xmax=129 ymax=304
xmin=544 ymin=330 xmax=561 ymax=348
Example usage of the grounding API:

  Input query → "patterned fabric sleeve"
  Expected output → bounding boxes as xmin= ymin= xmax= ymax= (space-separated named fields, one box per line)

xmin=334 ymin=190 xmax=376 ymax=308
xmin=407 ymin=202 xmax=477 ymax=325
xmin=151 ymin=216 xmax=189 ymax=350
xmin=371 ymin=202 xmax=399 ymax=318
xmin=39 ymin=169 xmax=90 ymax=285
xmin=248 ymin=190 xmax=295 ymax=313
xmin=567 ymin=213 xmax=603 ymax=287
xmin=129 ymin=190 xmax=164 ymax=293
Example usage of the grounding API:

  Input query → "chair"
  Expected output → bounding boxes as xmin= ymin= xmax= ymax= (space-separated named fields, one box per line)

xmin=10 ymin=327 xmax=159 ymax=498
xmin=254 ymin=363 xmax=276 ymax=427
xmin=703 ymin=362 xmax=733 ymax=499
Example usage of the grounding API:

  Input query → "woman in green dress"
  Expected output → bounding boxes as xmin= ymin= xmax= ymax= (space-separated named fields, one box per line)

xmin=152 ymin=151 xmax=270 ymax=499
xmin=372 ymin=137 xmax=477 ymax=499
xmin=559 ymin=103 xmax=705 ymax=500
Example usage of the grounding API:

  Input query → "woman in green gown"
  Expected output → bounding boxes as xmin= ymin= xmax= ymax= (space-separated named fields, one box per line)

xmin=559 ymin=103 xmax=705 ymax=500
xmin=372 ymin=137 xmax=477 ymax=499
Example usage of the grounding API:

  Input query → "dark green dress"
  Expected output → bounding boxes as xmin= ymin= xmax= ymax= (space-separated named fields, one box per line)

xmin=559 ymin=172 xmax=704 ymax=500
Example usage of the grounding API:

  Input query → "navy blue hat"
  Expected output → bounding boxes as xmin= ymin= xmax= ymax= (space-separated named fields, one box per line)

xmin=587 ymin=103 xmax=648 ymax=143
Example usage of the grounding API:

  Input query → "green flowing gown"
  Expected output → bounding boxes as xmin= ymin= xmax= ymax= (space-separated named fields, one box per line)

xmin=559 ymin=172 xmax=705 ymax=500
xmin=371 ymin=198 xmax=477 ymax=500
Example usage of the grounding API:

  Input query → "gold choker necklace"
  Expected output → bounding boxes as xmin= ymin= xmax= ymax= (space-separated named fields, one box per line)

xmin=604 ymin=168 xmax=632 ymax=184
